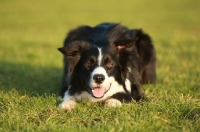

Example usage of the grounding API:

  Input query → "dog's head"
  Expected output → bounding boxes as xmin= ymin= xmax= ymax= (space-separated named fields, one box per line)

xmin=58 ymin=24 xmax=138 ymax=98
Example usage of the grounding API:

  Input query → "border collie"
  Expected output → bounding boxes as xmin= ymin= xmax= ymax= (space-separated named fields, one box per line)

xmin=58 ymin=23 xmax=156 ymax=110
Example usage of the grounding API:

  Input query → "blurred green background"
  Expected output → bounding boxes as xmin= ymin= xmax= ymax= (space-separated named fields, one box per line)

xmin=0 ymin=0 xmax=200 ymax=131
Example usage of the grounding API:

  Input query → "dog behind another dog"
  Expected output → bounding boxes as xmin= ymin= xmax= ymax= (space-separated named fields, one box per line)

xmin=58 ymin=23 xmax=156 ymax=110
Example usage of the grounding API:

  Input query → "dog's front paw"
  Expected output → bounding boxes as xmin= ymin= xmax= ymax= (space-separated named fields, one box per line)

xmin=58 ymin=100 xmax=76 ymax=111
xmin=105 ymin=98 xmax=122 ymax=107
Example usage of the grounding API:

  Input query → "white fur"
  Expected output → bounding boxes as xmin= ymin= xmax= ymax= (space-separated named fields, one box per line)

xmin=58 ymin=90 xmax=76 ymax=111
xmin=125 ymin=79 xmax=131 ymax=93
xmin=59 ymin=99 xmax=76 ymax=111
xmin=105 ymin=98 xmax=122 ymax=107
xmin=104 ymin=76 xmax=126 ymax=97
xmin=97 ymin=48 xmax=103 ymax=66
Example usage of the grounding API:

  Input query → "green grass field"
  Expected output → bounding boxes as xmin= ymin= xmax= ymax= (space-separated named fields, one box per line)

xmin=0 ymin=0 xmax=200 ymax=131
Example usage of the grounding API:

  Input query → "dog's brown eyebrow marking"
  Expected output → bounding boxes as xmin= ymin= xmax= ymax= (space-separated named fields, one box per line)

xmin=116 ymin=45 xmax=125 ymax=54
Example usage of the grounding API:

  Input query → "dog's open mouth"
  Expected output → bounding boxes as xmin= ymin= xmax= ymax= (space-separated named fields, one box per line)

xmin=91 ymin=85 xmax=110 ymax=98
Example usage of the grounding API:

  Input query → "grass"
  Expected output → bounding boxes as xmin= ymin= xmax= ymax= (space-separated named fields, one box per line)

xmin=0 ymin=0 xmax=200 ymax=131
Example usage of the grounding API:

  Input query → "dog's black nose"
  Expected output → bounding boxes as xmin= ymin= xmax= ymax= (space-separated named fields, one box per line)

xmin=93 ymin=74 xmax=105 ymax=84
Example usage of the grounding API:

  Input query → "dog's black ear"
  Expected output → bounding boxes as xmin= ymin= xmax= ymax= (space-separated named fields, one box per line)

xmin=58 ymin=41 xmax=88 ymax=58
xmin=115 ymin=37 xmax=138 ymax=55
xmin=58 ymin=45 xmax=81 ymax=58
xmin=58 ymin=42 xmax=88 ymax=75
xmin=58 ymin=47 xmax=64 ymax=53
xmin=114 ymin=37 xmax=138 ymax=82
xmin=58 ymin=47 xmax=67 ymax=54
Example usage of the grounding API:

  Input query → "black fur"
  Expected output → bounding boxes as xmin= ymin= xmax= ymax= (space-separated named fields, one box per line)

xmin=58 ymin=23 xmax=156 ymax=102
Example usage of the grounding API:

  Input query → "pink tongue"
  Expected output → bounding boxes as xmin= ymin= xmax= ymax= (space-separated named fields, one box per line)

xmin=92 ymin=88 xmax=104 ymax=98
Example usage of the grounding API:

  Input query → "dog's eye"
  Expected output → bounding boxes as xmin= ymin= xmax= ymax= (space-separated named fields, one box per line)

xmin=105 ymin=62 xmax=113 ymax=69
xmin=85 ymin=61 xmax=92 ymax=69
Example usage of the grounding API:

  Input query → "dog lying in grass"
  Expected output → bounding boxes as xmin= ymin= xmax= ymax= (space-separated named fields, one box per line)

xmin=58 ymin=23 xmax=156 ymax=110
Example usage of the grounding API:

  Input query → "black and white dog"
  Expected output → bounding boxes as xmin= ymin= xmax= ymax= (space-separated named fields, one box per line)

xmin=58 ymin=23 xmax=156 ymax=110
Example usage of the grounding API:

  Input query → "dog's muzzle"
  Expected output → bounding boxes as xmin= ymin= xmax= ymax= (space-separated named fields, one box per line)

xmin=89 ymin=74 xmax=111 ymax=98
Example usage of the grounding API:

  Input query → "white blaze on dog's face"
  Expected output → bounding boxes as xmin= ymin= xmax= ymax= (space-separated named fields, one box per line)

xmin=89 ymin=48 xmax=110 ymax=98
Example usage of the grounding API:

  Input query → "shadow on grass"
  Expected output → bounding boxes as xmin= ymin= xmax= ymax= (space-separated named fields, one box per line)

xmin=0 ymin=61 xmax=62 ymax=96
